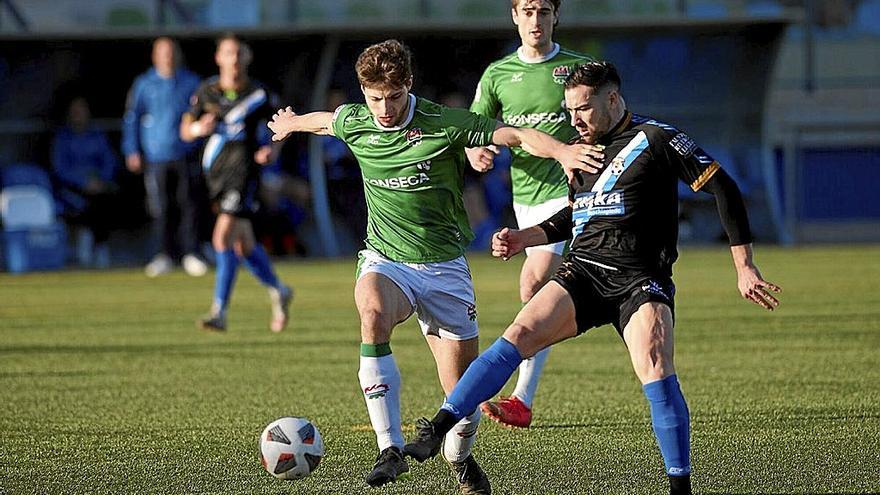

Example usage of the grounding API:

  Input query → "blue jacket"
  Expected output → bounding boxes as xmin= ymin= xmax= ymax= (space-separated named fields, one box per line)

xmin=122 ymin=67 xmax=200 ymax=164
xmin=51 ymin=125 xmax=119 ymax=213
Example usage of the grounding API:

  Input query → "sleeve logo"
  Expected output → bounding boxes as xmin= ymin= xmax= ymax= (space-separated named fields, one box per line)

xmin=669 ymin=132 xmax=697 ymax=158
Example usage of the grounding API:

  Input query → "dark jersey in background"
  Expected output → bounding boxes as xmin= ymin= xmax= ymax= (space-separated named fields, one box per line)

xmin=186 ymin=77 xmax=276 ymax=212
xmin=187 ymin=77 xmax=275 ymax=174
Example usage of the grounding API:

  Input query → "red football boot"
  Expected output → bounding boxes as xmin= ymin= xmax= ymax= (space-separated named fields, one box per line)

xmin=480 ymin=396 xmax=532 ymax=428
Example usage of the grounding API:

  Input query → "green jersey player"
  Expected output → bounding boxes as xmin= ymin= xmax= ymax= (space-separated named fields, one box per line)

xmin=268 ymin=40 xmax=603 ymax=493
xmin=466 ymin=0 xmax=594 ymax=429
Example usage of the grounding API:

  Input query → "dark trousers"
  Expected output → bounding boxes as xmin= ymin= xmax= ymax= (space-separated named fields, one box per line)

xmin=144 ymin=159 xmax=204 ymax=259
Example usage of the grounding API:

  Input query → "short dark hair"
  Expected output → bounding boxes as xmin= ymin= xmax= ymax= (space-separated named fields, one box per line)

xmin=564 ymin=61 xmax=621 ymax=93
xmin=216 ymin=32 xmax=241 ymax=48
xmin=355 ymin=39 xmax=413 ymax=90
xmin=511 ymin=0 xmax=561 ymax=10
xmin=512 ymin=0 xmax=561 ymax=27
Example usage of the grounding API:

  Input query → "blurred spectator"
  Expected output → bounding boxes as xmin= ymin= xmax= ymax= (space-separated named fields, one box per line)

xmin=472 ymin=146 xmax=513 ymax=250
xmin=258 ymin=156 xmax=310 ymax=256
xmin=123 ymin=37 xmax=208 ymax=278
xmin=51 ymin=96 xmax=119 ymax=268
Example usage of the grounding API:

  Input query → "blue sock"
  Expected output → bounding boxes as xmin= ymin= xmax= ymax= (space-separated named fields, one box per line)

xmin=643 ymin=374 xmax=691 ymax=476
xmin=242 ymin=244 xmax=280 ymax=289
xmin=441 ymin=337 xmax=523 ymax=420
xmin=213 ymin=249 xmax=240 ymax=311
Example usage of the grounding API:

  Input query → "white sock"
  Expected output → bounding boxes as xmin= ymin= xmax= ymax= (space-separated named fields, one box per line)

xmin=443 ymin=408 xmax=481 ymax=463
xmin=511 ymin=347 xmax=550 ymax=408
xmin=358 ymin=352 xmax=403 ymax=451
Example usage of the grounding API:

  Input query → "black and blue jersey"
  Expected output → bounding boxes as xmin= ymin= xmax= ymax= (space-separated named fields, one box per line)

xmin=186 ymin=77 xmax=275 ymax=173
xmin=557 ymin=111 xmax=722 ymax=282
xmin=186 ymin=77 xmax=276 ymax=215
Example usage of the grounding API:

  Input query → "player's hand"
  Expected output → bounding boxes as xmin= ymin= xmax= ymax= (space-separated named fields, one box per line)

xmin=558 ymin=143 xmax=604 ymax=182
xmin=466 ymin=145 xmax=499 ymax=172
xmin=197 ymin=113 xmax=217 ymax=136
xmin=254 ymin=145 xmax=275 ymax=165
xmin=736 ymin=265 xmax=782 ymax=311
xmin=269 ymin=106 xmax=297 ymax=142
xmin=126 ymin=153 xmax=143 ymax=174
xmin=491 ymin=227 xmax=526 ymax=261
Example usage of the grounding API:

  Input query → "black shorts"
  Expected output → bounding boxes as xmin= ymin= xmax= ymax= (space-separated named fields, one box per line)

xmin=206 ymin=159 xmax=258 ymax=217
xmin=551 ymin=255 xmax=676 ymax=337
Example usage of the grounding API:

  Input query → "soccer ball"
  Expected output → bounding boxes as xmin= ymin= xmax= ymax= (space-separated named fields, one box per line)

xmin=259 ymin=417 xmax=325 ymax=480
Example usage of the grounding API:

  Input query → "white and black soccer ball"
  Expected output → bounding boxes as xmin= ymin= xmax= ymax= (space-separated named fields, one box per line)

xmin=259 ymin=417 xmax=325 ymax=480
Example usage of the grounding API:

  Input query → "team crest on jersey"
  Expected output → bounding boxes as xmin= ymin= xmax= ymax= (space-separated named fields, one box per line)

xmin=367 ymin=134 xmax=380 ymax=145
xmin=511 ymin=72 xmax=523 ymax=83
xmin=406 ymin=127 xmax=423 ymax=147
xmin=610 ymin=157 xmax=626 ymax=176
xmin=552 ymin=65 xmax=571 ymax=84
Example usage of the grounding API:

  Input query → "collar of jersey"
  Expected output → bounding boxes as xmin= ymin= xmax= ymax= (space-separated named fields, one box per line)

xmin=517 ymin=43 xmax=560 ymax=64
xmin=373 ymin=94 xmax=417 ymax=131
xmin=599 ymin=111 xmax=633 ymax=145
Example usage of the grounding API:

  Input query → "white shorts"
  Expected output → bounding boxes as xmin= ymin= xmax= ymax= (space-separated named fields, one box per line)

xmin=513 ymin=196 xmax=569 ymax=256
xmin=356 ymin=249 xmax=478 ymax=341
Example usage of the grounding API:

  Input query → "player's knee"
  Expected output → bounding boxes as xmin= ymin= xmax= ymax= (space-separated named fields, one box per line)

xmin=212 ymin=235 xmax=230 ymax=251
xmin=503 ymin=322 xmax=539 ymax=358
xmin=234 ymin=238 xmax=254 ymax=258
xmin=358 ymin=307 xmax=393 ymax=342
xmin=633 ymin=348 xmax=676 ymax=384
xmin=519 ymin=283 xmax=540 ymax=303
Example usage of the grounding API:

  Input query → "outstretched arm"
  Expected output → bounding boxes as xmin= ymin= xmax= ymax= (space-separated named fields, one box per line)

xmin=491 ymin=124 xmax=604 ymax=180
xmin=491 ymin=226 xmax=547 ymax=261
xmin=268 ymin=107 xmax=334 ymax=141
xmin=701 ymin=169 xmax=781 ymax=310
xmin=492 ymin=205 xmax=573 ymax=260
xmin=730 ymin=243 xmax=781 ymax=310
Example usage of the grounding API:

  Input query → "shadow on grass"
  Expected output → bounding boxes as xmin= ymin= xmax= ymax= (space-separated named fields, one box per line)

xmin=528 ymin=422 xmax=612 ymax=430
xmin=0 ymin=338 xmax=348 ymax=356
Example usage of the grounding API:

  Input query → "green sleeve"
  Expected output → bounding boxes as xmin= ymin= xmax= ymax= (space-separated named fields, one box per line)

xmin=330 ymin=103 xmax=357 ymax=142
xmin=469 ymin=68 xmax=500 ymax=119
xmin=443 ymin=107 xmax=497 ymax=148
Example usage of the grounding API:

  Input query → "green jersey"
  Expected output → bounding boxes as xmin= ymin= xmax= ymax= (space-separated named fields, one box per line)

xmin=331 ymin=95 xmax=496 ymax=263
xmin=471 ymin=43 xmax=593 ymax=206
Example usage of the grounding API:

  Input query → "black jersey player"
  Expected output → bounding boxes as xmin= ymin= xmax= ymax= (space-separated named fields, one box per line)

xmin=404 ymin=61 xmax=781 ymax=495
xmin=181 ymin=34 xmax=292 ymax=333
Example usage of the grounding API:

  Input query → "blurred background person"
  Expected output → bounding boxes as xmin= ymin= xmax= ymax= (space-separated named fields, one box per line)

xmin=181 ymin=34 xmax=291 ymax=333
xmin=51 ymin=96 xmax=119 ymax=268
xmin=123 ymin=36 xmax=208 ymax=278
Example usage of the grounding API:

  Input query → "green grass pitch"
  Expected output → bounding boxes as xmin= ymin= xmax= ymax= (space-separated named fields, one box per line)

xmin=1 ymin=246 xmax=879 ymax=494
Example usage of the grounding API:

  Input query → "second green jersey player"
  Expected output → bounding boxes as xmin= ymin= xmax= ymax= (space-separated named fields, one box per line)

xmin=268 ymin=40 xmax=602 ymax=494
xmin=467 ymin=0 xmax=595 ymax=429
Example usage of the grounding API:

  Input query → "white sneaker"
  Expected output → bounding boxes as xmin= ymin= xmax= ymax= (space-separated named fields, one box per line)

xmin=145 ymin=254 xmax=173 ymax=278
xmin=182 ymin=253 xmax=208 ymax=277
xmin=268 ymin=285 xmax=293 ymax=333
